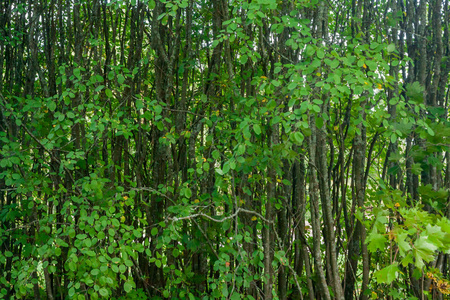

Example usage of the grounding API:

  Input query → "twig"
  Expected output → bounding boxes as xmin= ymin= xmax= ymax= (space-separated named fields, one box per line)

xmin=192 ymin=218 xmax=219 ymax=260
xmin=167 ymin=207 xmax=273 ymax=224
xmin=130 ymin=187 xmax=176 ymax=205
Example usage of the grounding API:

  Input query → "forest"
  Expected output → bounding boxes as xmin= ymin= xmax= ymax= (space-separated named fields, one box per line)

xmin=0 ymin=0 xmax=450 ymax=299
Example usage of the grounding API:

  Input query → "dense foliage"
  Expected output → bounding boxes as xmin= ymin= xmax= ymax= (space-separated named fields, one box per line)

xmin=1 ymin=0 xmax=450 ymax=299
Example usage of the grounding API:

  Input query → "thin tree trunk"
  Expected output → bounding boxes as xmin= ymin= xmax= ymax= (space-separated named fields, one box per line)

xmin=309 ymin=114 xmax=331 ymax=300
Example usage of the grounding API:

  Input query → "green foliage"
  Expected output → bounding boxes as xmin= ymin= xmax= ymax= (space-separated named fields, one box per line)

xmin=0 ymin=0 xmax=449 ymax=299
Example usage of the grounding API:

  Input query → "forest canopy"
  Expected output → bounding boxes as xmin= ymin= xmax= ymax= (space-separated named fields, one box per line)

xmin=1 ymin=0 xmax=450 ymax=299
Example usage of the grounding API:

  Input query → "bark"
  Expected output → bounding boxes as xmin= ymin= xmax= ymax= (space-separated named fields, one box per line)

xmin=264 ymin=124 xmax=277 ymax=300
xmin=309 ymin=114 xmax=331 ymax=300
xmin=317 ymin=116 xmax=344 ymax=300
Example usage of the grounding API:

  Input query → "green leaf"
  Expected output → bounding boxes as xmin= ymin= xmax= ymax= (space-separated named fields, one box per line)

xmin=271 ymin=116 xmax=282 ymax=125
xmin=414 ymin=236 xmax=438 ymax=268
xmin=223 ymin=162 xmax=230 ymax=174
xmin=271 ymin=79 xmax=281 ymax=87
xmin=222 ymin=285 xmax=229 ymax=297
xmin=305 ymin=45 xmax=315 ymax=57
xmin=374 ymin=263 xmax=399 ymax=284
xmin=365 ymin=60 xmax=377 ymax=71
xmin=288 ymin=82 xmax=297 ymax=90
xmin=48 ymin=100 xmax=57 ymax=112
xmin=120 ymin=264 xmax=127 ymax=272
xmin=390 ymin=133 xmax=397 ymax=144
xmin=236 ymin=144 xmax=245 ymax=156
xmin=151 ymin=227 xmax=158 ymax=236
xmin=291 ymin=132 xmax=304 ymax=145
xmin=253 ymin=124 xmax=261 ymax=135
xmin=229 ymin=159 xmax=236 ymax=170
xmin=172 ymin=249 xmax=179 ymax=258
xmin=111 ymin=264 xmax=119 ymax=273
xmin=74 ymin=68 xmax=81 ymax=80
xmin=212 ymin=150 xmax=221 ymax=160
xmin=325 ymin=59 xmax=339 ymax=69
xmin=105 ymin=89 xmax=113 ymax=98
xmin=68 ymin=261 xmax=77 ymax=272
xmin=133 ymin=229 xmax=141 ymax=238
xmin=229 ymin=292 xmax=242 ymax=300
xmin=406 ymin=81 xmax=424 ymax=103
xmin=426 ymin=224 xmax=446 ymax=249
xmin=118 ymin=74 xmax=125 ymax=84
xmin=387 ymin=43 xmax=396 ymax=53
xmin=396 ymin=232 xmax=411 ymax=256
xmin=76 ymin=234 xmax=87 ymax=240
xmin=136 ymin=99 xmax=144 ymax=110
xmin=185 ymin=187 xmax=192 ymax=198
xmin=411 ymin=163 xmax=423 ymax=175
xmin=99 ymin=288 xmax=109 ymax=297
xmin=288 ymin=97 xmax=297 ymax=107
xmin=316 ymin=48 xmax=324 ymax=59
xmin=91 ymin=269 xmax=100 ymax=276
xmin=155 ymin=259 xmax=161 ymax=268
xmin=96 ymin=74 xmax=104 ymax=82
xmin=282 ymin=179 xmax=291 ymax=185
xmin=367 ymin=232 xmax=387 ymax=252
xmin=154 ymin=105 xmax=163 ymax=115
xmin=243 ymin=127 xmax=251 ymax=139
xmin=240 ymin=55 xmax=248 ymax=65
